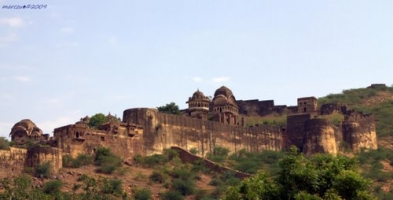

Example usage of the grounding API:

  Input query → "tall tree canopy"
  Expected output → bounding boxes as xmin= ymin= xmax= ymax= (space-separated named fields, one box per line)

xmin=224 ymin=147 xmax=376 ymax=200
xmin=88 ymin=113 xmax=106 ymax=129
xmin=157 ymin=102 xmax=181 ymax=115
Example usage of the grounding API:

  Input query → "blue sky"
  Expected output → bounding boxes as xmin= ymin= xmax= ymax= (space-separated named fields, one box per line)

xmin=1 ymin=0 xmax=392 ymax=137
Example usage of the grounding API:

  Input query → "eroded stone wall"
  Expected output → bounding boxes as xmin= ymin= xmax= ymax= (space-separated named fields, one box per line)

xmin=0 ymin=147 xmax=27 ymax=177
xmin=303 ymin=119 xmax=339 ymax=155
xmin=26 ymin=146 xmax=62 ymax=173
xmin=123 ymin=108 xmax=283 ymax=156
xmin=342 ymin=113 xmax=377 ymax=152
xmin=54 ymin=125 xmax=144 ymax=160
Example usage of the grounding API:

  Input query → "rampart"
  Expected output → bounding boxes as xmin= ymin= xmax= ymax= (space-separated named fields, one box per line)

xmin=26 ymin=146 xmax=63 ymax=173
xmin=286 ymin=114 xmax=311 ymax=151
xmin=123 ymin=108 xmax=283 ymax=156
xmin=342 ymin=112 xmax=377 ymax=152
xmin=54 ymin=123 xmax=144 ymax=160
xmin=0 ymin=147 xmax=27 ymax=177
xmin=303 ymin=119 xmax=339 ymax=155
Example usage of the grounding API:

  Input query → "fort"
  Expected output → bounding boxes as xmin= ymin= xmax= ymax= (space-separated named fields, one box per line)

xmin=5 ymin=86 xmax=378 ymax=173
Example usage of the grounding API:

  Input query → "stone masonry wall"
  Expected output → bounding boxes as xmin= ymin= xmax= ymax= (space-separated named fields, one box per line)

xmin=0 ymin=147 xmax=27 ymax=177
xmin=342 ymin=113 xmax=377 ymax=153
xmin=303 ymin=119 xmax=339 ymax=155
xmin=54 ymin=125 xmax=144 ymax=160
xmin=25 ymin=146 xmax=63 ymax=173
xmin=123 ymin=108 xmax=283 ymax=156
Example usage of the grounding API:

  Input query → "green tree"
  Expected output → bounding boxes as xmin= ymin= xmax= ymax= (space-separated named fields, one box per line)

xmin=157 ymin=102 xmax=181 ymax=115
xmin=224 ymin=147 xmax=376 ymax=200
xmin=0 ymin=137 xmax=10 ymax=150
xmin=88 ymin=113 xmax=106 ymax=129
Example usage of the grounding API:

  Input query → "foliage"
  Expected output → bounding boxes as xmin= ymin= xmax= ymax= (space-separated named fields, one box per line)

xmin=224 ymin=147 xmax=376 ymax=200
xmin=0 ymin=137 xmax=10 ymax=150
xmin=160 ymin=190 xmax=184 ymax=200
xmin=63 ymin=154 xmax=94 ymax=168
xmin=35 ymin=162 xmax=52 ymax=178
xmin=88 ymin=113 xmax=107 ymax=129
xmin=157 ymin=102 xmax=181 ymax=115
xmin=101 ymin=178 xmax=123 ymax=196
xmin=149 ymin=170 xmax=168 ymax=184
xmin=318 ymin=86 xmax=393 ymax=137
xmin=246 ymin=114 xmax=287 ymax=127
xmin=207 ymin=146 xmax=230 ymax=163
xmin=189 ymin=147 xmax=199 ymax=154
xmin=133 ymin=187 xmax=152 ymax=200
xmin=229 ymin=149 xmax=284 ymax=174
xmin=42 ymin=180 xmax=63 ymax=195
xmin=94 ymin=147 xmax=122 ymax=174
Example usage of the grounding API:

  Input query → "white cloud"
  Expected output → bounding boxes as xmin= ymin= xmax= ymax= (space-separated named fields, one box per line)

xmin=0 ymin=17 xmax=24 ymax=28
xmin=211 ymin=77 xmax=230 ymax=83
xmin=38 ymin=117 xmax=76 ymax=134
xmin=60 ymin=27 xmax=74 ymax=34
xmin=192 ymin=76 xmax=203 ymax=82
xmin=14 ymin=76 xmax=31 ymax=82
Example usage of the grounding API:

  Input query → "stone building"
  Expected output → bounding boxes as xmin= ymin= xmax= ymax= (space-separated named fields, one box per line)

xmin=6 ymin=85 xmax=378 ymax=174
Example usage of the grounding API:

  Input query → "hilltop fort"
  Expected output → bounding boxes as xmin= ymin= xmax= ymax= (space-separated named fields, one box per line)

xmin=2 ymin=86 xmax=378 ymax=173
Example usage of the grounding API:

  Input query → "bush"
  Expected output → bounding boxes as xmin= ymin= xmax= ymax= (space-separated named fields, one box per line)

xmin=133 ymin=188 xmax=152 ymax=200
xmin=163 ymin=148 xmax=179 ymax=160
xmin=101 ymin=178 xmax=123 ymax=196
xmin=207 ymin=146 xmax=230 ymax=163
xmin=94 ymin=147 xmax=122 ymax=174
xmin=143 ymin=154 xmax=168 ymax=167
xmin=160 ymin=190 xmax=184 ymax=200
xmin=189 ymin=148 xmax=199 ymax=155
xmin=43 ymin=180 xmax=63 ymax=195
xmin=35 ymin=162 xmax=51 ymax=178
xmin=0 ymin=137 xmax=10 ymax=150
xmin=172 ymin=179 xmax=195 ymax=196
xmin=149 ymin=170 xmax=168 ymax=184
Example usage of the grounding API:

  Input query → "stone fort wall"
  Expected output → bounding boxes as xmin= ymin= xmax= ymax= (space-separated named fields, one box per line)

xmin=123 ymin=108 xmax=284 ymax=156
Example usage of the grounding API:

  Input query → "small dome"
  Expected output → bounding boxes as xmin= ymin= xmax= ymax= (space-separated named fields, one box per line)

xmin=192 ymin=89 xmax=205 ymax=99
xmin=10 ymin=119 xmax=43 ymax=137
xmin=214 ymin=86 xmax=234 ymax=99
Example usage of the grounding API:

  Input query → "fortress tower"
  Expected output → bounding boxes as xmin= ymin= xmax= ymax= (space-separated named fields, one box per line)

xmin=297 ymin=97 xmax=317 ymax=115
xmin=211 ymin=86 xmax=239 ymax=125
xmin=186 ymin=89 xmax=210 ymax=120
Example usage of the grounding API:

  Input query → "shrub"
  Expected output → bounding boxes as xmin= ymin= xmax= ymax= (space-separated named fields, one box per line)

xmin=163 ymin=148 xmax=179 ymax=160
xmin=143 ymin=154 xmax=168 ymax=167
xmin=101 ymin=178 xmax=123 ymax=196
xmin=149 ymin=170 xmax=168 ymax=184
xmin=172 ymin=179 xmax=195 ymax=196
xmin=35 ymin=162 xmax=51 ymax=178
xmin=0 ymin=137 xmax=10 ymax=150
xmin=160 ymin=190 xmax=184 ymax=200
xmin=43 ymin=180 xmax=63 ymax=195
xmin=189 ymin=148 xmax=199 ymax=155
xmin=133 ymin=188 xmax=152 ymax=200
xmin=94 ymin=147 xmax=122 ymax=174
xmin=207 ymin=146 xmax=230 ymax=163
